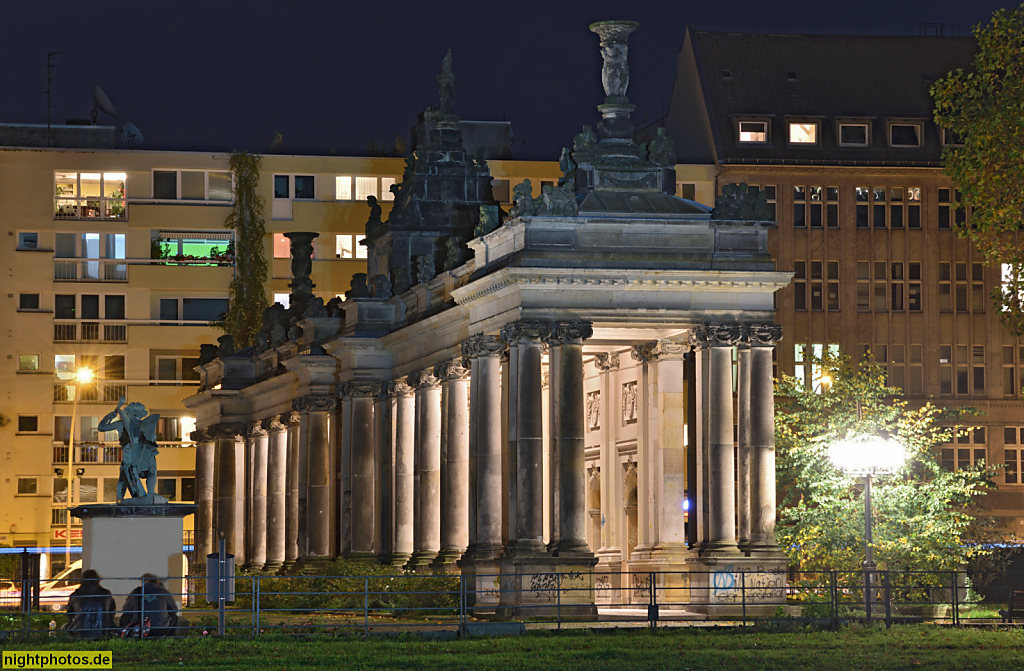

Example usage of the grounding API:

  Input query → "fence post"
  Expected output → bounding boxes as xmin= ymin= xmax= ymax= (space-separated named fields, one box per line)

xmin=883 ymin=571 xmax=891 ymax=630
xmin=741 ymin=570 xmax=747 ymax=628
xmin=830 ymin=571 xmax=838 ymax=631
xmin=649 ymin=572 xmax=658 ymax=630
xmin=254 ymin=576 xmax=261 ymax=638
xmin=217 ymin=538 xmax=226 ymax=636
xmin=139 ymin=578 xmax=146 ymax=640
xmin=951 ymin=570 xmax=959 ymax=627
xmin=556 ymin=573 xmax=562 ymax=632
xmin=459 ymin=573 xmax=467 ymax=639
xmin=364 ymin=576 xmax=369 ymax=638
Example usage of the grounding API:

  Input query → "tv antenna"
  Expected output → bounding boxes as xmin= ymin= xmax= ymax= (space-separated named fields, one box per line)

xmin=43 ymin=51 xmax=63 ymax=147
xmin=92 ymin=85 xmax=119 ymax=124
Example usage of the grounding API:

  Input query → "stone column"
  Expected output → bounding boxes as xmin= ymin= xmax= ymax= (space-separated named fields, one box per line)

xmin=212 ymin=425 xmax=245 ymax=565
xmin=593 ymin=353 xmax=621 ymax=563
xmin=699 ymin=325 xmax=742 ymax=555
xmin=295 ymin=395 xmax=337 ymax=560
xmin=389 ymin=381 xmax=416 ymax=566
xmin=736 ymin=342 xmax=752 ymax=550
xmin=284 ymin=412 xmax=301 ymax=565
xmin=500 ymin=320 xmax=548 ymax=555
xmin=548 ymin=321 xmax=594 ymax=555
xmin=409 ymin=369 xmax=442 ymax=567
xmin=192 ymin=431 xmax=215 ymax=569
xmin=344 ymin=381 xmax=382 ymax=560
xmin=248 ymin=422 xmax=269 ymax=570
xmin=375 ymin=386 xmax=392 ymax=562
xmin=462 ymin=335 xmax=506 ymax=560
xmin=748 ymin=325 xmax=783 ymax=554
xmin=545 ymin=352 xmax=560 ymax=551
xmin=266 ymin=418 xmax=288 ymax=571
xmin=436 ymin=358 xmax=470 ymax=567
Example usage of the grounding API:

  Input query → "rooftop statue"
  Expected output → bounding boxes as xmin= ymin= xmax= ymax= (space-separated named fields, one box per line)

xmin=98 ymin=397 xmax=163 ymax=504
xmin=438 ymin=49 xmax=457 ymax=114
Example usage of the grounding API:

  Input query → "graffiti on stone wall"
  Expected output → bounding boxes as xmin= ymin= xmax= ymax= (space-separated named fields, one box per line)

xmin=529 ymin=571 xmax=585 ymax=601
xmin=710 ymin=565 xmax=786 ymax=604
xmin=631 ymin=571 xmax=651 ymax=598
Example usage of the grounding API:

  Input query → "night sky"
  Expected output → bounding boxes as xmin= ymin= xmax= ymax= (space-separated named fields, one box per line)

xmin=0 ymin=1 xmax=1013 ymax=160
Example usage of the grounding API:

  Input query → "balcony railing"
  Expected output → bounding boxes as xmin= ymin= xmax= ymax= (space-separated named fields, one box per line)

xmin=52 ymin=442 xmax=122 ymax=464
xmin=54 ymin=259 xmax=127 ymax=281
xmin=53 ymin=381 xmax=128 ymax=403
xmin=54 ymin=199 xmax=125 ymax=221
xmin=53 ymin=320 xmax=127 ymax=343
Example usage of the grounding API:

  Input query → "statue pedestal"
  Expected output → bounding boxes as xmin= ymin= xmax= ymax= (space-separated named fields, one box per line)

xmin=71 ymin=503 xmax=196 ymax=610
xmin=495 ymin=553 xmax=598 ymax=621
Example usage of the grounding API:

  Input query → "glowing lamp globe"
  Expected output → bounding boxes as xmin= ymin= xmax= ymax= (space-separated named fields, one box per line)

xmin=828 ymin=435 xmax=906 ymax=476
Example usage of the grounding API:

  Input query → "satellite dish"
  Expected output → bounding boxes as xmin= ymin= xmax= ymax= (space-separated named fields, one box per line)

xmin=91 ymin=85 xmax=119 ymax=123
xmin=122 ymin=122 xmax=144 ymax=148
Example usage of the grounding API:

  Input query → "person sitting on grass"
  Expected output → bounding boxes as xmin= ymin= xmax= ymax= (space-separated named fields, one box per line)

xmin=119 ymin=574 xmax=178 ymax=637
xmin=65 ymin=569 xmax=116 ymax=639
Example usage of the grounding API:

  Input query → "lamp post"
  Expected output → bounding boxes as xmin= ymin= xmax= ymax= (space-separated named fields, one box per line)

xmin=65 ymin=367 xmax=94 ymax=571
xmin=828 ymin=435 xmax=906 ymax=620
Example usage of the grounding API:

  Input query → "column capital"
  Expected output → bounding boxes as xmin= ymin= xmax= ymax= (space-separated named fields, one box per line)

xmin=387 ymin=379 xmax=415 ymax=397
xmin=631 ymin=339 xmax=691 ymax=363
xmin=407 ymin=368 xmax=440 ymax=390
xmin=434 ymin=358 xmax=469 ymax=381
xmin=249 ymin=422 xmax=268 ymax=437
xmin=500 ymin=319 xmax=549 ymax=345
xmin=265 ymin=417 xmax=288 ymax=433
xmin=593 ymin=352 xmax=620 ymax=371
xmin=293 ymin=395 xmax=338 ymax=413
xmin=546 ymin=320 xmax=594 ymax=346
xmin=340 ymin=380 xmax=383 ymax=398
xmin=746 ymin=324 xmax=784 ymax=347
xmin=190 ymin=429 xmax=213 ymax=443
xmin=207 ymin=422 xmax=246 ymax=439
xmin=285 ymin=411 xmax=301 ymax=426
xmin=461 ymin=334 xmax=506 ymax=359
xmin=692 ymin=324 xmax=743 ymax=347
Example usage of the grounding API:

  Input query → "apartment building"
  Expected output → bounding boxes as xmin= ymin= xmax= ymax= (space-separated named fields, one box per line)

xmin=659 ymin=29 xmax=1024 ymax=535
xmin=0 ymin=123 xmax=563 ymax=570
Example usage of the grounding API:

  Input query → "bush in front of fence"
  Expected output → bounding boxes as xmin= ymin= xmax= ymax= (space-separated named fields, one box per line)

xmin=227 ymin=560 xmax=460 ymax=618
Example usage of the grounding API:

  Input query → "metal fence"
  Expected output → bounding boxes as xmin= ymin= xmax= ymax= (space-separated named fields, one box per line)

xmin=2 ymin=568 xmax=1023 ymax=639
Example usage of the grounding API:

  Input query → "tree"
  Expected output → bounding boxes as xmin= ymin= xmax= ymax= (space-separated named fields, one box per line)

xmin=932 ymin=5 xmax=1024 ymax=334
xmin=219 ymin=152 xmax=268 ymax=349
xmin=775 ymin=353 xmax=999 ymax=574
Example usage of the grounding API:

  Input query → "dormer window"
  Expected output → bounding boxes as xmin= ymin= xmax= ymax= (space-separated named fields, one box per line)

xmin=738 ymin=120 xmax=768 ymax=144
xmin=839 ymin=123 xmax=870 ymax=146
xmin=889 ymin=122 xmax=923 ymax=147
xmin=788 ymin=122 xmax=818 ymax=145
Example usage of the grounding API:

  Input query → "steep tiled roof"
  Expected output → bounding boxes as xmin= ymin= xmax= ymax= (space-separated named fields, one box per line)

xmin=689 ymin=30 xmax=976 ymax=165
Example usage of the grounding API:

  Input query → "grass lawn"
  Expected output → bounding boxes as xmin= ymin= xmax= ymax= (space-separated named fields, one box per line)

xmin=3 ymin=626 xmax=1024 ymax=670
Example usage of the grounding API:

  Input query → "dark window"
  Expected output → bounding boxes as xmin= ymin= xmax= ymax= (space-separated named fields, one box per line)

xmin=182 ymin=298 xmax=228 ymax=321
xmin=274 ymin=175 xmax=290 ymax=199
xmin=104 ymin=295 xmax=125 ymax=320
xmin=80 ymin=295 xmax=100 ymax=320
xmin=182 ymin=357 xmax=201 ymax=381
xmin=18 ymin=416 xmax=38 ymax=432
xmin=153 ymin=171 xmax=178 ymax=199
xmin=105 ymin=355 xmax=125 ymax=380
xmin=890 ymin=124 xmax=921 ymax=147
xmin=17 ymin=478 xmax=37 ymax=494
xmin=55 ymin=295 xmax=76 ymax=319
xmin=840 ymin=124 xmax=868 ymax=145
xmin=160 ymin=299 xmax=178 ymax=322
xmin=157 ymin=478 xmax=177 ymax=502
xmin=293 ymin=176 xmax=315 ymax=199
xmin=157 ymin=359 xmax=178 ymax=380
xmin=19 ymin=293 xmax=39 ymax=310
xmin=491 ymin=179 xmax=510 ymax=202
xmin=181 ymin=478 xmax=196 ymax=502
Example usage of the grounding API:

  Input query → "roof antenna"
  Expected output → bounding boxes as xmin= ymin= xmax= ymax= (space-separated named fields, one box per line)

xmin=44 ymin=52 xmax=63 ymax=147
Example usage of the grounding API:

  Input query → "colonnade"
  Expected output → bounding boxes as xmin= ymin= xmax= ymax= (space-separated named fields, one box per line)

xmin=193 ymin=321 xmax=781 ymax=571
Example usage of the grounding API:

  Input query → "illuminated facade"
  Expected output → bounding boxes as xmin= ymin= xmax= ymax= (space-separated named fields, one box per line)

xmin=660 ymin=29 xmax=1024 ymax=536
xmin=0 ymin=130 xmax=566 ymax=572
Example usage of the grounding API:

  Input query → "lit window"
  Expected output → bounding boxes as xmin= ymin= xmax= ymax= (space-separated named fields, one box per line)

xmin=889 ymin=124 xmax=922 ymax=147
xmin=355 ymin=177 xmax=377 ymax=201
xmin=336 ymin=235 xmax=355 ymax=259
xmin=19 ymin=354 xmax=39 ymax=371
xmin=55 ymin=171 xmax=126 ymax=219
xmin=788 ymin=123 xmax=817 ymax=144
xmin=839 ymin=123 xmax=869 ymax=146
xmin=380 ymin=177 xmax=397 ymax=202
xmin=336 ymin=176 xmax=353 ymax=200
xmin=154 ymin=230 xmax=232 ymax=263
xmin=738 ymin=121 xmax=767 ymax=143
xmin=273 ymin=233 xmax=290 ymax=259
xmin=274 ymin=293 xmax=290 ymax=309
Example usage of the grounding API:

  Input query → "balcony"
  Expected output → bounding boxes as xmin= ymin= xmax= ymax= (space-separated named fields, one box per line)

xmin=53 ymin=320 xmax=127 ymax=343
xmin=52 ymin=442 xmax=122 ymax=465
xmin=54 ymin=259 xmax=128 ymax=282
xmin=53 ymin=381 xmax=127 ymax=403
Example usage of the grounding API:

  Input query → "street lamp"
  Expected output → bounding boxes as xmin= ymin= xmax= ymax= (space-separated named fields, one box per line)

xmin=828 ymin=434 xmax=906 ymax=620
xmin=65 ymin=367 xmax=94 ymax=570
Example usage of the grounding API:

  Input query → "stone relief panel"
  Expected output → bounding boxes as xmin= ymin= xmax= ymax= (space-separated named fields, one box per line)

xmin=586 ymin=390 xmax=601 ymax=431
xmin=621 ymin=381 xmax=638 ymax=425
